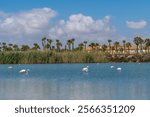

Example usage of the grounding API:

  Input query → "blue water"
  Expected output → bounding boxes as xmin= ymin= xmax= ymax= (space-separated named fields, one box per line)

xmin=0 ymin=63 xmax=149 ymax=100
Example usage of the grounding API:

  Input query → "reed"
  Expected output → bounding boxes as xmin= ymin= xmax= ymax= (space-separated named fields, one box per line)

xmin=0 ymin=50 xmax=109 ymax=64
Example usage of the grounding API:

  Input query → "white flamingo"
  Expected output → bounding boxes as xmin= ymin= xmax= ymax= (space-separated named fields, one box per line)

xmin=117 ymin=67 xmax=122 ymax=71
xmin=19 ymin=69 xmax=30 ymax=74
xmin=82 ymin=66 xmax=89 ymax=72
xmin=8 ymin=66 xmax=13 ymax=69
xmin=110 ymin=66 xmax=114 ymax=68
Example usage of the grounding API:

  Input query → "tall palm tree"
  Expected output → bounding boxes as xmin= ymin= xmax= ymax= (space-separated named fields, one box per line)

xmin=122 ymin=40 xmax=126 ymax=53
xmin=145 ymin=38 xmax=150 ymax=53
xmin=101 ymin=44 xmax=107 ymax=52
xmin=139 ymin=38 xmax=144 ymax=53
xmin=83 ymin=41 xmax=87 ymax=50
xmin=78 ymin=43 xmax=84 ymax=50
xmin=8 ymin=43 xmax=13 ymax=51
xmin=2 ymin=42 xmax=7 ymax=51
xmin=13 ymin=44 xmax=19 ymax=51
xmin=134 ymin=37 xmax=142 ymax=54
xmin=71 ymin=38 xmax=75 ymax=50
xmin=114 ymin=41 xmax=120 ymax=52
xmin=67 ymin=39 xmax=72 ymax=50
xmin=42 ymin=37 xmax=47 ymax=50
xmin=33 ymin=43 xmax=40 ymax=50
xmin=47 ymin=39 xmax=53 ymax=50
xmin=125 ymin=42 xmax=132 ymax=54
xmin=95 ymin=43 xmax=99 ymax=50
xmin=56 ymin=40 xmax=62 ymax=52
xmin=89 ymin=43 xmax=95 ymax=50
xmin=108 ymin=40 xmax=112 ymax=53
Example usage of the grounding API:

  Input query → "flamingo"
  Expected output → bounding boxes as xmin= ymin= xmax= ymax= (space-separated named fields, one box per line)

xmin=110 ymin=66 xmax=114 ymax=68
xmin=8 ymin=66 xmax=13 ymax=69
xmin=82 ymin=66 xmax=89 ymax=72
xmin=19 ymin=69 xmax=30 ymax=74
xmin=117 ymin=67 xmax=122 ymax=71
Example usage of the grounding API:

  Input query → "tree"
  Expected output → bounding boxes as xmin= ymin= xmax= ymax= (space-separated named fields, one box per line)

xmin=122 ymin=40 xmax=126 ymax=53
xmin=67 ymin=39 xmax=72 ymax=50
xmin=56 ymin=40 xmax=62 ymax=52
xmin=21 ymin=45 xmax=30 ymax=51
xmin=71 ymin=38 xmax=75 ymax=50
xmin=42 ymin=37 xmax=47 ymax=50
xmin=83 ymin=41 xmax=87 ymax=50
xmin=78 ymin=43 xmax=84 ymax=50
xmin=89 ymin=43 xmax=95 ymax=50
xmin=101 ymin=44 xmax=107 ymax=52
xmin=95 ymin=43 xmax=99 ymax=50
xmin=126 ymin=42 xmax=132 ymax=54
xmin=13 ymin=44 xmax=19 ymax=51
xmin=145 ymin=38 xmax=150 ymax=53
xmin=8 ymin=43 xmax=13 ymax=47
xmin=2 ymin=42 xmax=7 ymax=51
xmin=108 ymin=40 xmax=112 ymax=53
xmin=114 ymin=41 xmax=120 ymax=52
xmin=139 ymin=38 xmax=144 ymax=53
xmin=47 ymin=39 xmax=53 ymax=50
xmin=32 ymin=43 xmax=40 ymax=50
xmin=7 ymin=43 xmax=13 ymax=51
xmin=134 ymin=37 xmax=142 ymax=54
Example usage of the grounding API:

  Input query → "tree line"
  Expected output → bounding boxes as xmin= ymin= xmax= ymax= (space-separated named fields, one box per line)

xmin=0 ymin=36 xmax=150 ymax=54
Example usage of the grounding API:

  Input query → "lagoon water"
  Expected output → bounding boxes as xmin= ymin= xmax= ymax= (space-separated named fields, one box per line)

xmin=0 ymin=63 xmax=149 ymax=100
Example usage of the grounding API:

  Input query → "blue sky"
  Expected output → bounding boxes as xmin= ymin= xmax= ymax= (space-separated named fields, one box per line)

xmin=0 ymin=0 xmax=149 ymax=45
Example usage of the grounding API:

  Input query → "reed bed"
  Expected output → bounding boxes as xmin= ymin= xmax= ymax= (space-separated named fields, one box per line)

xmin=0 ymin=51 xmax=109 ymax=64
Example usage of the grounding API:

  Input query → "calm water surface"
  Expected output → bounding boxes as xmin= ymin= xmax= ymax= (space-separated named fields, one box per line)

xmin=0 ymin=63 xmax=149 ymax=100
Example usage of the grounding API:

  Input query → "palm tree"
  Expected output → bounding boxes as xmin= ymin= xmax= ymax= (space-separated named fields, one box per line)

xmin=114 ymin=41 xmax=120 ymax=53
xmin=78 ymin=43 xmax=84 ymax=50
xmin=71 ymin=38 xmax=75 ymax=50
xmin=83 ymin=41 xmax=87 ymax=50
xmin=47 ymin=39 xmax=53 ymax=50
xmin=108 ymin=40 xmax=112 ymax=53
xmin=95 ymin=43 xmax=99 ymax=50
xmin=8 ymin=43 xmax=13 ymax=47
xmin=67 ymin=39 xmax=72 ymax=50
xmin=89 ymin=43 xmax=95 ymax=50
xmin=42 ymin=37 xmax=47 ymax=50
xmin=122 ymin=40 xmax=126 ymax=53
xmin=8 ymin=43 xmax=13 ymax=51
xmin=101 ymin=44 xmax=107 ymax=52
xmin=126 ymin=42 xmax=132 ymax=54
xmin=134 ymin=37 xmax=142 ymax=54
xmin=21 ymin=45 xmax=30 ymax=51
xmin=139 ymin=38 xmax=144 ymax=53
xmin=13 ymin=44 xmax=19 ymax=51
xmin=33 ymin=43 xmax=40 ymax=50
xmin=145 ymin=38 xmax=150 ymax=53
xmin=56 ymin=40 xmax=62 ymax=52
xmin=2 ymin=42 xmax=7 ymax=51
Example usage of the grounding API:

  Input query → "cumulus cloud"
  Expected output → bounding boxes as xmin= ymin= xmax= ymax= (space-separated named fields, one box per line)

xmin=126 ymin=20 xmax=147 ymax=29
xmin=0 ymin=8 xmax=119 ymax=45
xmin=0 ymin=8 xmax=56 ymax=44
xmin=49 ymin=14 xmax=116 ymax=43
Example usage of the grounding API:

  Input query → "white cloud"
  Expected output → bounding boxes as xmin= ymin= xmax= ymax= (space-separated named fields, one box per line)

xmin=49 ymin=14 xmax=117 ymax=43
xmin=0 ymin=8 xmax=56 ymax=44
xmin=126 ymin=20 xmax=147 ymax=29
xmin=0 ymin=8 xmax=120 ymax=45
